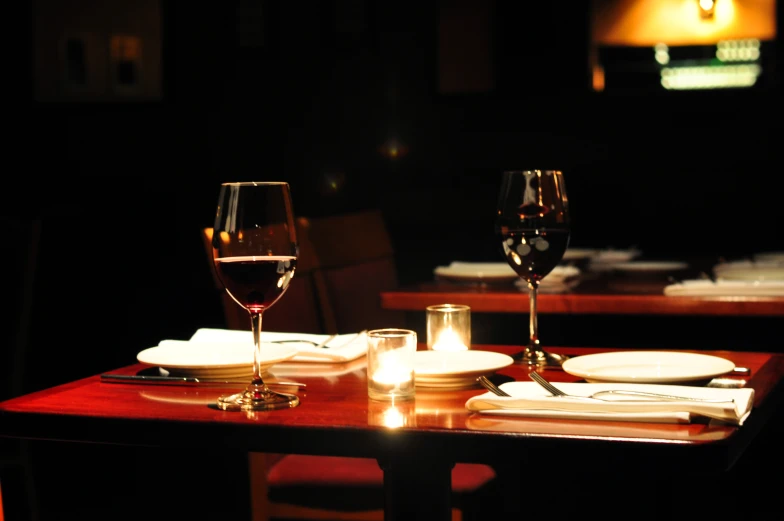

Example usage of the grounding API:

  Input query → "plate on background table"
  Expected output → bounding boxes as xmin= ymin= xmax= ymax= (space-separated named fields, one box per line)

xmin=663 ymin=279 xmax=784 ymax=297
xmin=562 ymin=248 xmax=599 ymax=262
xmin=753 ymin=251 xmax=784 ymax=263
xmin=562 ymin=351 xmax=736 ymax=384
xmin=413 ymin=350 xmax=514 ymax=389
xmin=587 ymin=248 xmax=643 ymax=271
xmin=713 ymin=260 xmax=784 ymax=282
xmin=433 ymin=262 xmax=518 ymax=284
xmin=137 ymin=341 xmax=297 ymax=379
xmin=610 ymin=261 xmax=690 ymax=273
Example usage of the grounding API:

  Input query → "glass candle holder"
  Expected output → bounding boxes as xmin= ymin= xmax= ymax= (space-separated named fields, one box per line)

xmin=367 ymin=328 xmax=417 ymax=402
xmin=426 ymin=304 xmax=471 ymax=351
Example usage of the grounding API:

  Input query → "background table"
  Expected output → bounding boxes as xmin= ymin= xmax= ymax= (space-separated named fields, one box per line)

xmin=381 ymin=278 xmax=784 ymax=351
xmin=380 ymin=279 xmax=784 ymax=317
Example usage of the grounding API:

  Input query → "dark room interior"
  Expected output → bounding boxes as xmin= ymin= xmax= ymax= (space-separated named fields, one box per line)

xmin=3 ymin=1 xmax=783 ymax=519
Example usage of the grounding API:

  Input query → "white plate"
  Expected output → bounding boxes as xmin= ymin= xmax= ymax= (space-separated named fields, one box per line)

xmin=664 ymin=280 xmax=784 ymax=297
xmin=590 ymin=249 xmax=641 ymax=263
xmin=753 ymin=252 xmax=784 ymax=263
xmin=137 ymin=341 xmax=297 ymax=378
xmin=413 ymin=350 xmax=514 ymax=389
xmin=610 ymin=261 xmax=690 ymax=272
xmin=562 ymin=351 xmax=735 ymax=384
xmin=434 ymin=262 xmax=518 ymax=283
xmin=713 ymin=261 xmax=784 ymax=281
xmin=562 ymin=248 xmax=599 ymax=261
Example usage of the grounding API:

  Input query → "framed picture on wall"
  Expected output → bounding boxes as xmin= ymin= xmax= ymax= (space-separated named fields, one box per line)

xmin=33 ymin=0 xmax=162 ymax=102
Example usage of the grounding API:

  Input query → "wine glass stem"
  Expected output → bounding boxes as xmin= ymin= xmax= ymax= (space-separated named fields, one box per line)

xmin=528 ymin=282 xmax=539 ymax=352
xmin=250 ymin=311 xmax=266 ymax=387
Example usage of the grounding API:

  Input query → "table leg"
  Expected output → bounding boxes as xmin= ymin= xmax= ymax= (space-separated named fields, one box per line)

xmin=378 ymin=454 xmax=453 ymax=521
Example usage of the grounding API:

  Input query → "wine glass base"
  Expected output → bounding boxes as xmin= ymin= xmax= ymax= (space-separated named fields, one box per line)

xmin=512 ymin=349 xmax=569 ymax=368
xmin=217 ymin=387 xmax=300 ymax=412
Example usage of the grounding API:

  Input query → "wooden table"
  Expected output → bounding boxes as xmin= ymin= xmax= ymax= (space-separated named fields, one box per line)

xmin=2 ymin=345 xmax=783 ymax=519
xmin=380 ymin=279 xmax=784 ymax=316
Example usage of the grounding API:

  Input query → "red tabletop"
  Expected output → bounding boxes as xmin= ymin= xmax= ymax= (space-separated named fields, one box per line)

xmin=2 ymin=344 xmax=783 ymax=519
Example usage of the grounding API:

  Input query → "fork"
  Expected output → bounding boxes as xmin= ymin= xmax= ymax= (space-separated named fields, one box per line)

xmin=528 ymin=371 xmax=734 ymax=403
xmin=270 ymin=334 xmax=339 ymax=349
xmin=477 ymin=376 xmax=511 ymax=397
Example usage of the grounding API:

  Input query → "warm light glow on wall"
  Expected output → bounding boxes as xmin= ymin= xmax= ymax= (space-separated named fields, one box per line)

xmin=592 ymin=0 xmax=776 ymax=47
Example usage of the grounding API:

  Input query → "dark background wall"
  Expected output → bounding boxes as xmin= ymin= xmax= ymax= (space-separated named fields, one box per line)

xmin=10 ymin=0 xmax=783 ymax=397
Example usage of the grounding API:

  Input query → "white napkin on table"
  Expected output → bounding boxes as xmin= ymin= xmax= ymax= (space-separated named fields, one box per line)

xmin=663 ymin=280 xmax=784 ymax=297
xmin=188 ymin=328 xmax=368 ymax=363
xmin=465 ymin=382 xmax=754 ymax=425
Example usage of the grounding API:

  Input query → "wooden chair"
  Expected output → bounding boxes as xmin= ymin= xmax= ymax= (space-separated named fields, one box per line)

xmin=266 ymin=211 xmax=498 ymax=520
xmin=0 ymin=218 xmax=43 ymax=521
xmin=201 ymin=211 xmax=499 ymax=521
xmin=302 ymin=209 xmax=407 ymax=334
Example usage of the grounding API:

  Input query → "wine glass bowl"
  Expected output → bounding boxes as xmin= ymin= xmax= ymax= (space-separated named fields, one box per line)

xmin=495 ymin=170 xmax=570 ymax=366
xmin=211 ymin=181 xmax=301 ymax=411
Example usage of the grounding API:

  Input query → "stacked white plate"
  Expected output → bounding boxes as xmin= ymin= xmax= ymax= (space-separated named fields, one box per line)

xmin=137 ymin=340 xmax=297 ymax=379
xmin=413 ymin=350 xmax=514 ymax=390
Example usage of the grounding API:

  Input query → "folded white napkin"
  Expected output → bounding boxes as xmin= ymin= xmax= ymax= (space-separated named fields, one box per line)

xmin=663 ymin=279 xmax=784 ymax=297
xmin=465 ymin=382 xmax=754 ymax=425
xmin=188 ymin=328 xmax=368 ymax=363
xmin=433 ymin=261 xmax=517 ymax=281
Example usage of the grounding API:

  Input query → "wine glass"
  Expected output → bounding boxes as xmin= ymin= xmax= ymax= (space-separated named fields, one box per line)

xmin=211 ymin=181 xmax=300 ymax=411
xmin=495 ymin=170 xmax=570 ymax=367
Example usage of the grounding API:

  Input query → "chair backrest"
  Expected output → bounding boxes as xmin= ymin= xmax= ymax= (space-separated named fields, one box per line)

xmin=1 ymin=218 xmax=42 ymax=401
xmin=201 ymin=217 xmax=327 ymax=334
xmin=304 ymin=209 xmax=407 ymax=334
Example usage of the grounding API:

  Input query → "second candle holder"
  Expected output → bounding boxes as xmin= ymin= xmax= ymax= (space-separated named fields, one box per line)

xmin=426 ymin=304 xmax=471 ymax=351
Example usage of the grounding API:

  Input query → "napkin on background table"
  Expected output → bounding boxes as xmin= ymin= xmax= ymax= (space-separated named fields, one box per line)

xmin=513 ymin=265 xmax=581 ymax=293
xmin=187 ymin=328 xmax=368 ymax=363
xmin=663 ymin=280 xmax=784 ymax=297
xmin=465 ymin=382 xmax=754 ymax=425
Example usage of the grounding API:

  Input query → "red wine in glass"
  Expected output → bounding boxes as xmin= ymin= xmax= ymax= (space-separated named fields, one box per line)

xmin=214 ymin=256 xmax=297 ymax=313
xmin=499 ymin=229 xmax=569 ymax=284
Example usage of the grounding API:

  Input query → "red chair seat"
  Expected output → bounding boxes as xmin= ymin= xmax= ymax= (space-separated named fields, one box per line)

xmin=267 ymin=455 xmax=496 ymax=511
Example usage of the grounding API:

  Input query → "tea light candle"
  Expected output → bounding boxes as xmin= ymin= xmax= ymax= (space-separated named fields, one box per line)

xmin=371 ymin=358 xmax=413 ymax=387
xmin=426 ymin=304 xmax=471 ymax=351
xmin=431 ymin=327 xmax=469 ymax=352
xmin=367 ymin=329 xmax=417 ymax=401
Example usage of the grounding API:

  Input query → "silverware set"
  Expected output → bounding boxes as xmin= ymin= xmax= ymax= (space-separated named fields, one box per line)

xmin=477 ymin=372 xmax=736 ymax=403
xmin=269 ymin=330 xmax=367 ymax=349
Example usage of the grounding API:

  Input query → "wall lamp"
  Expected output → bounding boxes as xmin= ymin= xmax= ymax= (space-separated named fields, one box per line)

xmin=698 ymin=0 xmax=717 ymax=19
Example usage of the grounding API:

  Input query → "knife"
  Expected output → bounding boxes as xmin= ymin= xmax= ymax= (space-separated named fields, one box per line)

xmin=100 ymin=374 xmax=306 ymax=388
xmin=270 ymin=334 xmax=338 ymax=349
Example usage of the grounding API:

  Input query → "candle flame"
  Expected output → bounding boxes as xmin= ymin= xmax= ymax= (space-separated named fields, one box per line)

xmin=432 ymin=327 xmax=468 ymax=352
